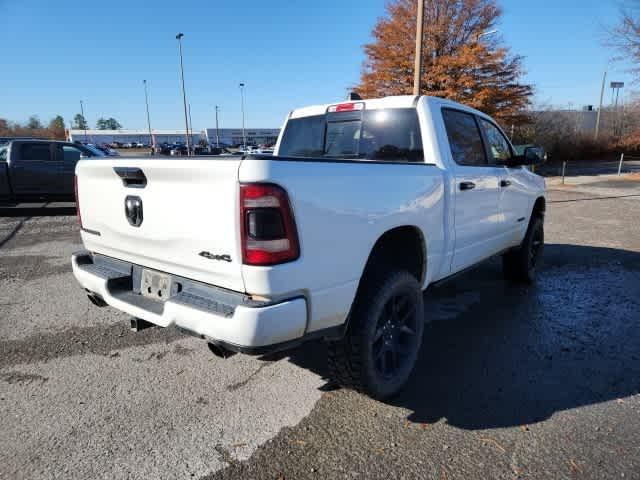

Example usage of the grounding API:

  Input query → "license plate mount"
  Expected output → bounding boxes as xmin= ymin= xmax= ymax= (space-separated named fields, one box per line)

xmin=140 ymin=269 xmax=172 ymax=301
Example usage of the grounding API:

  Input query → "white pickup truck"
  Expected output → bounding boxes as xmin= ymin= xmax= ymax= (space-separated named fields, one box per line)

xmin=71 ymin=95 xmax=545 ymax=399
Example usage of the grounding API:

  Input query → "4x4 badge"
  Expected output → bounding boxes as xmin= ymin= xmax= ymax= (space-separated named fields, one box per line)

xmin=199 ymin=251 xmax=232 ymax=262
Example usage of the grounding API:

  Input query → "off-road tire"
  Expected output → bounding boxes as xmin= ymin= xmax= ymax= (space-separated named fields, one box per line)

xmin=327 ymin=270 xmax=424 ymax=400
xmin=503 ymin=216 xmax=544 ymax=284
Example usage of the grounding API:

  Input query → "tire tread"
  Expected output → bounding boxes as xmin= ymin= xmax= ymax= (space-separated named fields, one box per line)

xmin=327 ymin=269 xmax=421 ymax=397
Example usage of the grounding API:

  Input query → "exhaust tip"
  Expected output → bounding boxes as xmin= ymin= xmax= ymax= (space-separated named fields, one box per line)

xmin=86 ymin=291 xmax=108 ymax=307
xmin=130 ymin=317 xmax=155 ymax=332
xmin=207 ymin=342 xmax=237 ymax=359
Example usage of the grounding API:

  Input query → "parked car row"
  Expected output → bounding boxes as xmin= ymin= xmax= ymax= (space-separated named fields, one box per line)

xmin=88 ymin=143 xmax=120 ymax=156
xmin=111 ymin=141 xmax=149 ymax=149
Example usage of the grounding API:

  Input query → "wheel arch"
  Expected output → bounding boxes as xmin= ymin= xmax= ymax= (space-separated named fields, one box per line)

xmin=532 ymin=196 xmax=546 ymax=220
xmin=360 ymin=225 xmax=427 ymax=288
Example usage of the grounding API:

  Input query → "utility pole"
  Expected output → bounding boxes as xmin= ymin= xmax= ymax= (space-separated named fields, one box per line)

xmin=143 ymin=80 xmax=154 ymax=154
xmin=79 ymin=100 xmax=88 ymax=143
xmin=621 ymin=94 xmax=626 ymax=137
xmin=239 ymin=82 xmax=246 ymax=150
xmin=614 ymin=87 xmax=621 ymax=137
xmin=188 ymin=102 xmax=194 ymax=149
xmin=594 ymin=71 xmax=606 ymax=140
xmin=176 ymin=33 xmax=191 ymax=155
xmin=215 ymin=105 xmax=220 ymax=148
xmin=413 ymin=0 xmax=425 ymax=96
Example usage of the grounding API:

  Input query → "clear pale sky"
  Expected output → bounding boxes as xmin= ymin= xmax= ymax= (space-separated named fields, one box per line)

xmin=0 ymin=0 xmax=632 ymax=130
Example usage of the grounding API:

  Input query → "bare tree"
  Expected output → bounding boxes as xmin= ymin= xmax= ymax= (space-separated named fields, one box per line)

xmin=607 ymin=3 xmax=640 ymax=77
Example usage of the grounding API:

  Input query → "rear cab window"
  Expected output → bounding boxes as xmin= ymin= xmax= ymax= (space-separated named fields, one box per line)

xmin=279 ymin=107 xmax=424 ymax=163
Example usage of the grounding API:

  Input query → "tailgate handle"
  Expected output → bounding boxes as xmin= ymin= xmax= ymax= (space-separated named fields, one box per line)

xmin=114 ymin=167 xmax=147 ymax=188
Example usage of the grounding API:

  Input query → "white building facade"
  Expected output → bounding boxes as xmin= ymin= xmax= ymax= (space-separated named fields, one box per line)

xmin=68 ymin=128 xmax=281 ymax=147
xmin=68 ymin=129 xmax=203 ymax=146
xmin=204 ymin=128 xmax=280 ymax=146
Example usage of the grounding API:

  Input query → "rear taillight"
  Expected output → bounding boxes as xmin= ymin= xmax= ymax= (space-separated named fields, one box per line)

xmin=74 ymin=174 xmax=83 ymax=229
xmin=240 ymin=183 xmax=299 ymax=266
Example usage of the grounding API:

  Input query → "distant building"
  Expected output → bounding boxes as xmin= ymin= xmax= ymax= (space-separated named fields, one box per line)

xmin=68 ymin=127 xmax=280 ymax=146
xmin=204 ymin=128 xmax=280 ymax=146
xmin=551 ymin=107 xmax=598 ymax=135
xmin=68 ymin=129 xmax=202 ymax=145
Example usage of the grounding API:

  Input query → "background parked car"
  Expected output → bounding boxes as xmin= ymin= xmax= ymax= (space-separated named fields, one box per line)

xmin=0 ymin=136 xmax=35 ymax=146
xmin=1 ymin=139 xmax=104 ymax=202
xmin=170 ymin=144 xmax=188 ymax=156
xmin=93 ymin=144 xmax=120 ymax=156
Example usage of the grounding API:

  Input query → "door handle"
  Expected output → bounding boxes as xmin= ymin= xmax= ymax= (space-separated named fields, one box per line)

xmin=459 ymin=181 xmax=476 ymax=191
xmin=113 ymin=167 xmax=147 ymax=188
xmin=500 ymin=180 xmax=512 ymax=188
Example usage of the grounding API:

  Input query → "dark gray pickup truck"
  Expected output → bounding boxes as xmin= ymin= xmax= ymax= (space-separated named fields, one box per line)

xmin=0 ymin=139 xmax=104 ymax=202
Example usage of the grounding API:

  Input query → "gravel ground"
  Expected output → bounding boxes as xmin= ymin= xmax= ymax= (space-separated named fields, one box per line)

xmin=1 ymin=175 xmax=639 ymax=479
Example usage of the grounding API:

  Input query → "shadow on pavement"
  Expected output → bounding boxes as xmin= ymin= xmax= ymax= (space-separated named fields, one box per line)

xmin=0 ymin=203 xmax=76 ymax=218
xmin=281 ymin=243 xmax=640 ymax=430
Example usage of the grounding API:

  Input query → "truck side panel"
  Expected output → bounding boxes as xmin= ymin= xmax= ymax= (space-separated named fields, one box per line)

xmin=238 ymin=158 xmax=446 ymax=333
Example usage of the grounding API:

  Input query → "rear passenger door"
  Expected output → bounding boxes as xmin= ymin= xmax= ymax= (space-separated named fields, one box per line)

xmin=441 ymin=109 xmax=504 ymax=273
xmin=55 ymin=144 xmax=84 ymax=196
xmin=10 ymin=142 xmax=63 ymax=196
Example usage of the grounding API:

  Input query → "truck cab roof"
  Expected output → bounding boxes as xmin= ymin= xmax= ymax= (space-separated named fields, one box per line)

xmin=289 ymin=95 xmax=492 ymax=122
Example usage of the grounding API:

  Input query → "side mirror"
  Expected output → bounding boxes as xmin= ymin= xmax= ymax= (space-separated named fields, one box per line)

xmin=524 ymin=147 xmax=543 ymax=165
xmin=508 ymin=147 xmax=544 ymax=167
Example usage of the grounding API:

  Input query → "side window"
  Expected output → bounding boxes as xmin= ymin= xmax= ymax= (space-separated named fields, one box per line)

xmin=479 ymin=119 xmax=512 ymax=163
xmin=0 ymin=147 xmax=7 ymax=162
xmin=20 ymin=143 xmax=52 ymax=161
xmin=62 ymin=145 xmax=83 ymax=163
xmin=442 ymin=109 xmax=486 ymax=167
xmin=278 ymin=115 xmax=325 ymax=157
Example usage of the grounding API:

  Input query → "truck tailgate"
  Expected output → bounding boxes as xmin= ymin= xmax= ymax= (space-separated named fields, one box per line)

xmin=76 ymin=157 xmax=245 ymax=293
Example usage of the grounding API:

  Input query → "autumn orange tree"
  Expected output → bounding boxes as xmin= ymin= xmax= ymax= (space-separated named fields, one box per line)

xmin=357 ymin=0 xmax=532 ymax=123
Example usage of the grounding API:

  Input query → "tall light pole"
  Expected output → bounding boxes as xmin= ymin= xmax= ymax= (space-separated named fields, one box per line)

xmin=79 ymin=100 xmax=88 ymax=143
xmin=176 ymin=33 xmax=191 ymax=155
xmin=239 ymin=82 xmax=246 ymax=150
xmin=143 ymin=80 xmax=154 ymax=154
xmin=215 ymin=105 xmax=220 ymax=148
xmin=413 ymin=0 xmax=425 ymax=96
xmin=188 ymin=102 xmax=194 ymax=149
xmin=611 ymin=81 xmax=625 ymax=137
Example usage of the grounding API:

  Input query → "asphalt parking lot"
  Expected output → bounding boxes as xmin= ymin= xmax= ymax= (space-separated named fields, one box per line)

xmin=1 ymin=174 xmax=639 ymax=479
